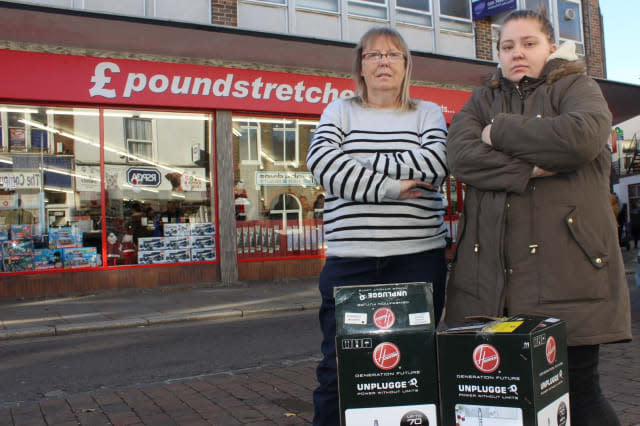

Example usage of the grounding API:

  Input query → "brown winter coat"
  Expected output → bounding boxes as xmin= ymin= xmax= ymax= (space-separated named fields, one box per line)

xmin=444 ymin=53 xmax=632 ymax=346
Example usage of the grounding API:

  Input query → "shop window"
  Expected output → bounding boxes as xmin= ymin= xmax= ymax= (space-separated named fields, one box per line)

xmin=397 ymin=0 xmax=433 ymax=27
xmin=104 ymin=110 xmax=216 ymax=266
xmin=271 ymin=121 xmax=298 ymax=165
xmin=232 ymin=115 xmax=325 ymax=260
xmin=349 ymin=0 xmax=388 ymax=20
xmin=236 ymin=121 xmax=261 ymax=165
xmin=439 ymin=0 xmax=472 ymax=33
xmin=0 ymin=105 xmax=102 ymax=273
xmin=297 ymin=0 xmax=339 ymax=13
xmin=125 ymin=118 xmax=154 ymax=162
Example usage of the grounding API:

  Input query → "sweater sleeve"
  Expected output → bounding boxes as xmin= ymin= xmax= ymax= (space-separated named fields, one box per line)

xmin=305 ymin=100 xmax=402 ymax=203
xmin=448 ymin=89 xmax=533 ymax=193
xmin=490 ymin=75 xmax=612 ymax=173
xmin=369 ymin=101 xmax=449 ymax=188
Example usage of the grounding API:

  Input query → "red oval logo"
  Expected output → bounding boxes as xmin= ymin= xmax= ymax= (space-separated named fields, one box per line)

xmin=546 ymin=336 xmax=557 ymax=365
xmin=372 ymin=342 xmax=401 ymax=370
xmin=373 ymin=307 xmax=396 ymax=330
xmin=472 ymin=344 xmax=500 ymax=373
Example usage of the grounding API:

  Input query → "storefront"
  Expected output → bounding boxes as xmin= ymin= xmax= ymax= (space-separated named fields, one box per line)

xmin=0 ymin=47 xmax=471 ymax=297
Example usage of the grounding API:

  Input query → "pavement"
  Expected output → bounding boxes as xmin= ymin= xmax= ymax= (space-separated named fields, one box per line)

xmin=0 ymin=252 xmax=639 ymax=425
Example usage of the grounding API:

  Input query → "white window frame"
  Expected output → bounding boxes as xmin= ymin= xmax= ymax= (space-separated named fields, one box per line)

xmin=348 ymin=0 xmax=389 ymax=20
xmin=555 ymin=0 xmax=584 ymax=52
xmin=124 ymin=117 xmax=155 ymax=163
xmin=270 ymin=192 xmax=303 ymax=230
xmin=237 ymin=121 xmax=262 ymax=166
xmin=396 ymin=0 xmax=433 ymax=27
xmin=296 ymin=0 xmax=340 ymax=14
xmin=438 ymin=0 xmax=472 ymax=33
xmin=271 ymin=121 xmax=299 ymax=167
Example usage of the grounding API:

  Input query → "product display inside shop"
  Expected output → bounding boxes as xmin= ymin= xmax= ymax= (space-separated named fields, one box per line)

xmin=232 ymin=116 xmax=325 ymax=259
xmin=0 ymin=104 xmax=217 ymax=273
xmin=103 ymin=109 xmax=216 ymax=266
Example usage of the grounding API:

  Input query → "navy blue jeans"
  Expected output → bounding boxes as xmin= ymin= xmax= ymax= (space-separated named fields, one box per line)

xmin=312 ymin=249 xmax=446 ymax=426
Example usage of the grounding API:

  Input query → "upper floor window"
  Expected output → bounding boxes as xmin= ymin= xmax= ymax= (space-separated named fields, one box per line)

xmin=440 ymin=0 xmax=472 ymax=33
xmin=125 ymin=118 xmax=154 ymax=162
xmin=557 ymin=0 xmax=582 ymax=44
xmin=397 ymin=0 xmax=433 ymax=27
xmin=349 ymin=0 xmax=388 ymax=20
xmin=297 ymin=0 xmax=339 ymax=13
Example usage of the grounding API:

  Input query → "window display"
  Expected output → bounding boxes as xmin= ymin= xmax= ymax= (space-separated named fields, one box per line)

xmin=0 ymin=105 xmax=102 ymax=272
xmin=104 ymin=109 xmax=215 ymax=266
xmin=0 ymin=104 xmax=217 ymax=273
xmin=232 ymin=116 xmax=326 ymax=260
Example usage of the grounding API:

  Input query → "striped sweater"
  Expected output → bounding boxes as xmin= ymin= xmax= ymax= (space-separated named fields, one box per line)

xmin=306 ymin=98 xmax=449 ymax=258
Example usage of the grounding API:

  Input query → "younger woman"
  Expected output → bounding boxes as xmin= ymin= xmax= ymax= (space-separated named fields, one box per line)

xmin=445 ymin=10 xmax=631 ymax=426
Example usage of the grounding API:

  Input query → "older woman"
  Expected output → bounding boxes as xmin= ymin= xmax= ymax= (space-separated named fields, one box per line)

xmin=445 ymin=10 xmax=631 ymax=425
xmin=306 ymin=26 xmax=448 ymax=425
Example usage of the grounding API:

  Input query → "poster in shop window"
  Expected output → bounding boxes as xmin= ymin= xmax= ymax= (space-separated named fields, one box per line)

xmin=9 ymin=128 xmax=26 ymax=150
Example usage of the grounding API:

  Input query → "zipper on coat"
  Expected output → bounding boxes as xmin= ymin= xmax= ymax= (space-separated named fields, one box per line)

xmin=498 ymin=196 xmax=509 ymax=316
xmin=514 ymin=84 xmax=525 ymax=114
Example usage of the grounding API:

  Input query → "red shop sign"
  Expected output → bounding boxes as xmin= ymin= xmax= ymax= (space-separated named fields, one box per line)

xmin=0 ymin=49 xmax=470 ymax=119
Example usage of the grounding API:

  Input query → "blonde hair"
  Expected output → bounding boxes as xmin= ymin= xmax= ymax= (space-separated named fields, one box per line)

xmin=353 ymin=26 xmax=417 ymax=111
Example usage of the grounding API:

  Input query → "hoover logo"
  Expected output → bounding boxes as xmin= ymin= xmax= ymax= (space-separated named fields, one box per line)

xmin=546 ymin=336 xmax=557 ymax=365
xmin=127 ymin=168 xmax=161 ymax=187
xmin=373 ymin=307 xmax=395 ymax=330
xmin=372 ymin=342 xmax=400 ymax=370
xmin=472 ymin=344 xmax=500 ymax=373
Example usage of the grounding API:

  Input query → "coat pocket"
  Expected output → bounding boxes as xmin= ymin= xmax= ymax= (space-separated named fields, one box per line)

xmin=539 ymin=206 xmax=610 ymax=303
xmin=448 ymin=212 xmax=481 ymax=298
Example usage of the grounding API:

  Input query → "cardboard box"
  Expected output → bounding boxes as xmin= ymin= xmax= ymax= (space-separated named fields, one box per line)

xmin=63 ymin=247 xmax=98 ymax=268
xmin=165 ymin=236 xmax=190 ymax=250
xmin=335 ymin=282 xmax=439 ymax=426
xmin=33 ymin=248 xmax=64 ymax=270
xmin=190 ymin=235 xmax=215 ymax=249
xmin=163 ymin=223 xmax=190 ymax=237
xmin=190 ymin=247 xmax=216 ymax=261
xmin=437 ymin=315 xmax=570 ymax=426
xmin=0 ymin=225 xmax=8 ymax=241
xmin=49 ymin=227 xmax=83 ymax=248
xmin=138 ymin=237 xmax=166 ymax=251
xmin=10 ymin=224 xmax=41 ymax=240
xmin=164 ymin=249 xmax=191 ymax=263
xmin=2 ymin=255 xmax=34 ymax=272
xmin=2 ymin=239 xmax=33 ymax=257
xmin=190 ymin=222 xmax=215 ymax=236
xmin=138 ymin=250 xmax=166 ymax=264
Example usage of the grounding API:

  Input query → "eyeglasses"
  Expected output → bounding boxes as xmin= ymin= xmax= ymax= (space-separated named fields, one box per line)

xmin=362 ymin=51 xmax=405 ymax=63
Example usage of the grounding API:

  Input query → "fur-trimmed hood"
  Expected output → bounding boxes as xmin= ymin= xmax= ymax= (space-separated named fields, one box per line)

xmin=487 ymin=40 xmax=586 ymax=88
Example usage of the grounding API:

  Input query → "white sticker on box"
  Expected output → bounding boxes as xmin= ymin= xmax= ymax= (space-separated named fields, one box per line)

xmin=409 ymin=312 xmax=431 ymax=326
xmin=344 ymin=312 xmax=367 ymax=325
xmin=345 ymin=404 xmax=437 ymax=426
xmin=537 ymin=393 xmax=570 ymax=426
xmin=454 ymin=404 xmax=523 ymax=425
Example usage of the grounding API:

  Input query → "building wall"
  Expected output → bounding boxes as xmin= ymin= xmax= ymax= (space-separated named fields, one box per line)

xmin=581 ymin=0 xmax=606 ymax=78
xmin=5 ymin=0 xmax=608 ymax=79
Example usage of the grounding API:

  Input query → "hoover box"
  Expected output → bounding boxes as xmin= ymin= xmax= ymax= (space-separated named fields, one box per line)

xmin=437 ymin=315 xmax=570 ymax=426
xmin=335 ymin=282 xmax=439 ymax=426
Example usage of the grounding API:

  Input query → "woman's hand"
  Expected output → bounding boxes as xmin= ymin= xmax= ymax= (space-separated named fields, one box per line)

xmin=531 ymin=166 xmax=556 ymax=178
xmin=481 ymin=124 xmax=492 ymax=145
xmin=398 ymin=180 xmax=435 ymax=199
